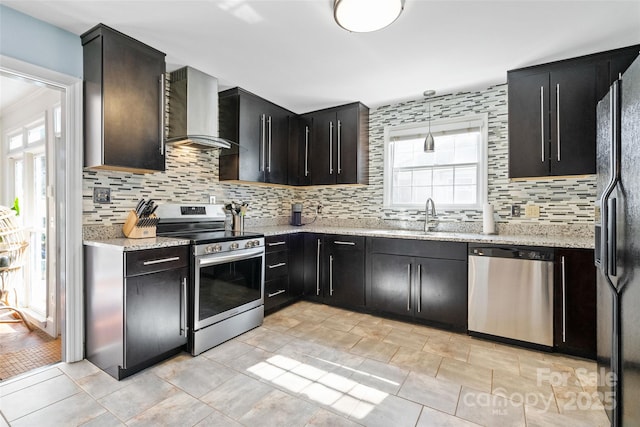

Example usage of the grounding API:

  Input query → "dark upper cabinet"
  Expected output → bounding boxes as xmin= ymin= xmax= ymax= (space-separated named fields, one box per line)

xmin=288 ymin=114 xmax=313 ymax=186
xmin=82 ymin=24 xmax=166 ymax=173
xmin=508 ymin=45 xmax=640 ymax=179
xmin=366 ymin=237 xmax=467 ymax=331
xmin=219 ymin=88 xmax=292 ymax=184
xmin=554 ymin=248 xmax=596 ymax=359
xmin=308 ymin=103 xmax=369 ymax=185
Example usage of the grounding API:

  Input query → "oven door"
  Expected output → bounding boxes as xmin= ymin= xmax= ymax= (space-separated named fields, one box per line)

xmin=193 ymin=247 xmax=265 ymax=330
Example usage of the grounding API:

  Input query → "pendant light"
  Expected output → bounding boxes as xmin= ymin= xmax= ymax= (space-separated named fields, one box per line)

xmin=334 ymin=0 xmax=404 ymax=33
xmin=424 ymin=90 xmax=436 ymax=152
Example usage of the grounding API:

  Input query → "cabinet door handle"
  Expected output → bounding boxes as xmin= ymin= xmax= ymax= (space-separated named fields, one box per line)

xmin=556 ymin=83 xmax=561 ymax=162
xmin=540 ymin=86 xmax=545 ymax=163
xmin=337 ymin=119 xmax=342 ymax=174
xmin=417 ymin=264 xmax=422 ymax=313
xmin=267 ymin=241 xmax=286 ymax=247
xmin=316 ymin=238 xmax=321 ymax=296
xmin=267 ymin=116 xmax=272 ymax=173
xmin=260 ymin=114 xmax=266 ymax=172
xmin=333 ymin=241 xmax=355 ymax=246
xmin=268 ymin=289 xmax=286 ymax=298
xmin=329 ymin=255 xmax=334 ymax=296
xmin=329 ymin=121 xmax=334 ymax=174
xmin=159 ymin=74 xmax=165 ymax=155
xmin=407 ymin=264 xmax=411 ymax=311
xmin=304 ymin=126 xmax=310 ymax=177
xmin=268 ymin=262 xmax=286 ymax=269
xmin=561 ymin=256 xmax=566 ymax=343
xmin=143 ymin=256 xmax=180 ymax=266
xmin=180 ymin=277 xmax=187 ymax=336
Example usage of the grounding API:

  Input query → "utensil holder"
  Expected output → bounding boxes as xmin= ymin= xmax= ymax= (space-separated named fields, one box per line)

xmin=232 ymin=215 xmax=244 ymax=233
xmin=123 ymin=210 xmax=159 ymax=238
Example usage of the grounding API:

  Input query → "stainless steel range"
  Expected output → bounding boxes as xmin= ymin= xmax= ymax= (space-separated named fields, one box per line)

xmin=156 ymin=204 xmax=265 ymax=355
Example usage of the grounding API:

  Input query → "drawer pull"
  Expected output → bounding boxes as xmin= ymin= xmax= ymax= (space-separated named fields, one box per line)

xmin=268 ymin=289 xmax=286 ymax=298
xmin=334 ymin=241 xmax=356 ymax=246
xmin=142 ymin=256 xmax=180 ymax=266
xmin=268 ymin=241 xmax=286 ymax=247
xmin=268 ymin=262 xmax=286 ymax=269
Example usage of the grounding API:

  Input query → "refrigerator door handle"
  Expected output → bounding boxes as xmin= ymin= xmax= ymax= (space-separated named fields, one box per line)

xmin=608 ymin=197 xmax=617 ymax=278
xmin=599 ymin=80 xmax=621 ymax=289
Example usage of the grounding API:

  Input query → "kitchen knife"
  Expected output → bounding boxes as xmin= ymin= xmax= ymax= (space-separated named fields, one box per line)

xmin=135 ymin=199 xmax=145 ymax=216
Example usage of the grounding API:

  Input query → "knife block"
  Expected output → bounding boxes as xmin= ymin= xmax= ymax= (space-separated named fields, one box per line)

xmin=122 ymin=210 xmax=158 ymax=239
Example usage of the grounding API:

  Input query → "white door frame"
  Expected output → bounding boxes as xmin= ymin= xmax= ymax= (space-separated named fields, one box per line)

xmin=1 ymin=55 xmax=83 ymax=362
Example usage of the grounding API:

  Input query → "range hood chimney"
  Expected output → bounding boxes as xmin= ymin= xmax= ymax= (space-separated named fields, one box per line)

xmin=166 ymin=66 xmax=234 ymax=150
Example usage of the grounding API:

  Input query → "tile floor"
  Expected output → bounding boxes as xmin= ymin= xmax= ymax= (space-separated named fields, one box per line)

xmin=0 ymin=322 xmax=61 ymax=380
xmin=0 ymin=301 xmax=610 ymax=426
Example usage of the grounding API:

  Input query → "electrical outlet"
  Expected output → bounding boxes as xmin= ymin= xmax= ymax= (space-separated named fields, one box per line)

xmin=93 ymin=187 xmax=111 ymax=204
xmin=317 ymin=204 xmax=323 ymax=214
xmin=525 ymin=204 xmax=540 ymax=218
xmin=511 ymin=205 xmax=521 ymax=217
xmin=209 ymin=195 xmax=216 ymax=204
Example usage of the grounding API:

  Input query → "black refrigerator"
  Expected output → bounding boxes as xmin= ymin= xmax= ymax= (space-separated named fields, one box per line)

xmin=595 ymin=53 xmax=640 ymax=427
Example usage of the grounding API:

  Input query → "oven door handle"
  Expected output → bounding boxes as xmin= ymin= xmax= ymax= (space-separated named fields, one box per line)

xmin=197 ymin=248 xmax=265 ymax=267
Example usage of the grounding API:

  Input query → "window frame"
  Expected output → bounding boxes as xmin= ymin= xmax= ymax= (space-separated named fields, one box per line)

xmin=383 ymin=113 xmax=489 ymax=210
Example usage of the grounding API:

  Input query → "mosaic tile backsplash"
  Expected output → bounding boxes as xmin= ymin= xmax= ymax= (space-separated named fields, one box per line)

xmin=83 ymin=83 xmax=596 ymax=230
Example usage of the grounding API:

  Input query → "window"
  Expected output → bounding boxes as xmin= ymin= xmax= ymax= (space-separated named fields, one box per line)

xmin=384 ymin=114 xmax=488 ymax=209
xmin=9 ymin=133 xmax=23 ymax=151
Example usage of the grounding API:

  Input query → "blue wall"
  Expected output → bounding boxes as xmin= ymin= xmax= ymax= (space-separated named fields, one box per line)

xmin=0 ymin=5 xmax=82 ymax=77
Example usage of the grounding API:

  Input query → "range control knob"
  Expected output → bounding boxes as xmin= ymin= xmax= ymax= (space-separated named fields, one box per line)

xmin=229 ymin=242 xmax=240 ymax=250
xmin=245 ymin=240 xmax=255 ymax=248
xmin=206 ymin=244 xmax=222 ymax=254
xmin=253 ymin=240 xmax=261 ymax=247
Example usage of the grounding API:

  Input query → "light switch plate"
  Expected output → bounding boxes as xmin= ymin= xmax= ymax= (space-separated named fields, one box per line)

xmin=525 ymin=205 xmax=540 ymax=218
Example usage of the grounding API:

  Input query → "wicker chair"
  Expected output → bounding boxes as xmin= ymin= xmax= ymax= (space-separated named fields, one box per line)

xmin=0 ymin=205 xmax=32 ymax=330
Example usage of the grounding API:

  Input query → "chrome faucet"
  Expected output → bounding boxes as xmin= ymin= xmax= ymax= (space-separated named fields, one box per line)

xmin=425 ymin=198 xmax=437 ymax=232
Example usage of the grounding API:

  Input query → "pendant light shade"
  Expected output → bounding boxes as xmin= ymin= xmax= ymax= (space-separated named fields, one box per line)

xmin=334 ymin=0 xmax=404 ymax=33
xmin=424 ymin=90 xmax=436 ymax=152
xmin=424 ymin=132 xmax=435 ymax=152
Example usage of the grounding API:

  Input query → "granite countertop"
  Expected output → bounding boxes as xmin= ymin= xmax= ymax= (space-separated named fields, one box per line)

xmin=83 ymin=236 xmax=190 ymax=251
xmin=247 ymin=225 xmax=595 ymax=249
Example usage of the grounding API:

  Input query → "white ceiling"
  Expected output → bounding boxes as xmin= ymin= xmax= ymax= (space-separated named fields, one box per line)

xmin=0 ymin=75 xmax=42 ymax=113
xmin=3 ymin=1 xmax=640 ymax=113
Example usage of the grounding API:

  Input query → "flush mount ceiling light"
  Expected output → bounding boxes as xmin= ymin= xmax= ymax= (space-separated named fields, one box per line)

xmin=334 ymin=0 xmax=404 ymax=33
xmin=423 ymin=90 xmax=436 ymax=152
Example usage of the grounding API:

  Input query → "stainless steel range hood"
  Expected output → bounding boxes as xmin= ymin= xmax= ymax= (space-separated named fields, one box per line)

xmin=166 ymin=66 xmax=234 ymax=150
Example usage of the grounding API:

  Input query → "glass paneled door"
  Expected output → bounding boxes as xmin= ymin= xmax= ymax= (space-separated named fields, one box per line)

xmin=2 ymin=73 xmax=61 ymax=338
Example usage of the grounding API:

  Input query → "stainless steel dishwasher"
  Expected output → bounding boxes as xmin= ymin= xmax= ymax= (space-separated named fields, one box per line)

xmin=468 ymin=245 xmax=554 ymax=348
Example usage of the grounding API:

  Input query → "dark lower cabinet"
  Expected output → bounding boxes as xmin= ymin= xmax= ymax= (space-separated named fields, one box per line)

xmin=300 ymin=234 xmax=365 ymax=308
xmin=367 ymin=237 xmax=468 ymax=331
xmin=264 ymin=234 xmax=303 ymax=314
xmin=554 ymin=248 xmax=597 ymax=359
xmin=302 ymin=233 xmax=324 ymax=302
xmin=125 ymin=267 xmax=187 ymax=368
xmin=414 ymin=257 xmax=467 ymax=328
xmin=323 ymin=236 xmax=365 ymax=307
xmin=369 ymin=253 xmax=412 ymax=317
xmin=85 ymin=245 xmax=189 ymax=379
